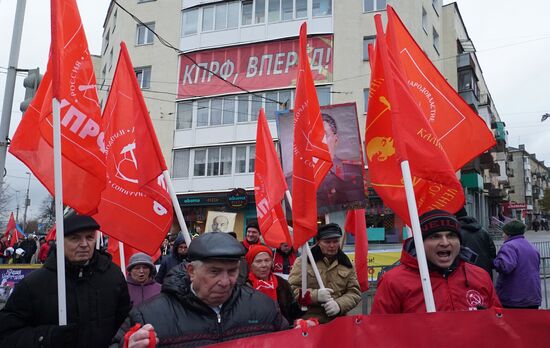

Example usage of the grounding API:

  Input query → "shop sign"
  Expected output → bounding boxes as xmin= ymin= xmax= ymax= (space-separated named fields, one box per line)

xmin=227 ymin=188 xmax=249 ymax=210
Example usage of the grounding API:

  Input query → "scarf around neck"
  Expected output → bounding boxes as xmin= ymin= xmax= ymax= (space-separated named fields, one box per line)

xmin=248 ymin=271 xmax=278 ymax=301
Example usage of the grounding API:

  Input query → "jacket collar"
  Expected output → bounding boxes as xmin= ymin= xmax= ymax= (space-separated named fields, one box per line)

xmin=44 ymin=250 xmax=112 ymax=277
xmin=310 ymin=244 xmax=353 ymax=269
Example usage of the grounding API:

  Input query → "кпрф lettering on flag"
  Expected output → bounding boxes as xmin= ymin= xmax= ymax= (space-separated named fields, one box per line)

xmin=9 ymin=0 xmax=106 ymax=214
xmin=292 ymin=22 xmax=333 ymax=249
xmin=365 ymin=14 xmax=465 ymax=226
xmin=254 ymin=108 xmax=292 ymax=248
xmin=385 ymin=5 xmax=495 ymax=170
xmin=93 ymin=42 xmax=173 ymax=255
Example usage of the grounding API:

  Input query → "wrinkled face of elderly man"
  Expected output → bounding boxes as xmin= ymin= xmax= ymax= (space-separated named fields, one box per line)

xmin=187 ymin=259 xmax=240 ymax=307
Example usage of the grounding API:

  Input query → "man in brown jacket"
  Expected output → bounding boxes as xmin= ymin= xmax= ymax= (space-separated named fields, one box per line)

xmin=288 ymin=223 xmax=361 ymax=323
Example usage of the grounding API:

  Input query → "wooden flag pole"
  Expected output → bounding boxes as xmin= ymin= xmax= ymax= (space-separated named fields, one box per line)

xmin=401 ymin=160 xmax=436 ymax=312
xmin=52 ymin=98 xmax=67 ymax=325
xmin=163 ymin=170 xmax=192 ymax=246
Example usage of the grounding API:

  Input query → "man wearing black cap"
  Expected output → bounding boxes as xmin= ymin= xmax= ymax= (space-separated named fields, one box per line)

xmin=288 ymin=223 xmax=361 ymax=323
xmin=371 ymin=209 xmax=500 ymax=314
xmin=0 ymin=214 xmax=131 ymax=347
xmin=115 ymin=232 xmax=286 ymax=347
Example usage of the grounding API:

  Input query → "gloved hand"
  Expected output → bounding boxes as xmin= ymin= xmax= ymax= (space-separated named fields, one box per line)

xmin=297 ymin=289 xmax=312 ymax=307
xmin=49 ymin=324 xmax=78 ymax=346
xmin=317 ymin=288 xmax=334 ymax=303
xmin=322 ymin=299 xmax=340 ymax=317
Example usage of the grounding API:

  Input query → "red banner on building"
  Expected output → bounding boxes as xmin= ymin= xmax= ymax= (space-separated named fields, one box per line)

xmin=177 ymin=35 xmax=333 ymax=99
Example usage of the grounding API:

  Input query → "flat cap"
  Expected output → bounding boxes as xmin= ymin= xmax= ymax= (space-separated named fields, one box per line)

xmin=64 ymin=215 xmax=100 ymax=236
xmin=317 ymin=223 xmax=343 ymax=240
xmin=188 ymin=232 xmax=246 ymax=261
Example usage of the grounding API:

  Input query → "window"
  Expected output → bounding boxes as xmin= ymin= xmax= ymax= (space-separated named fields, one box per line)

xmin=313 ymin=0 xmax=332 ymax=16
xmin=223 ymin=97 xmax=235 ymax=124
xmin=316 ymin=86 xmax=331 ymax=106
xmin=112 ymin=9 xmax=117 ymax=32
xmin=173 ymin=149 xmax=190 ymax=178
xmin=221 ymin=147 xmax=232 ymax=175
xmin=295 ymin=0 xmax=307 ymax=18
xmin=237 ymin=95 xmax=250 ymax=122
xmin=194 ymin=149 xmax=206 ymax=176
xmin=109 ymin=47 xmax=114 ymax=70
xmin=458 ymin=69 xmax=478 ymax=96
xmin=251 ymin=95 xmax=262 ymax=121
xmin=197 ymin=100 xmax=209 ymax=127
xmin=177 ymin=102 xmax=193 ymax=129
xmin=422 ymin=7 xmax=428 ymax=34
xmin=268 ymin=0 xmax=281 ymax=22
xmin=242 ymin=1 xmax=253 ymax=25
xmin=432 ymin=27 xmax=440 ymax=54
xmin=202 ymin=147 xmax=233 ymax=176
xmin=227 ymin=2 xmax=240 ymax=28
xmin=432 ymin=0 xmax=440 ymax=16
xmin=236 ymin=146 xmax=247 ymax=173
xmin=210 ymin=98 xmax=223 ymax=125
xmin=265 ymin=91 xmax=278 ymax=119
xmin=282 ymin=0 xmax=293 ymax=20
xmin=249 ymin=146 xmax=256 ymax=172
xmin=363 ymin=36 xmax=375 ymax=61
xmin=255 ymin=0 xmax=266 ymax=23
xmin=202 ymin=6 xmax=214 ymax=31
xmin=135 ymin=67 xmax=151 ymax=89
xmin=215 ymin=4 xmax=227 ymax=30
xmin=103 ymin=31 xmax=110 ymax=54
xmin=136 ymin=22 xmax=155 ymax=45
xmin=182 ymin=8 xmax=199 ymax=36
xmin=363 ymin=0 xmax=386 ymax=12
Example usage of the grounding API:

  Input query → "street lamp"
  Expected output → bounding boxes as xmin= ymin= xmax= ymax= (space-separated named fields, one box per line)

xmin=23 ymin=171 xmax=31 ymax=232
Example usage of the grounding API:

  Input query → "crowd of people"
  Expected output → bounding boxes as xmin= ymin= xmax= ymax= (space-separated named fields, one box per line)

xmin=0 ymin=208 xmax=544 ymax=347
xmin=0 ymin=233 xmax=54 ymax=265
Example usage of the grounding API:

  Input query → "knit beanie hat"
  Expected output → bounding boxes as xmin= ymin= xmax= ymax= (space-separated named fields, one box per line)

xmin=245 ymin=244 xmax=273 ymax=266
xmin=126 ymin=252 xmax=156 ymax=275
xmin=419 ymin=210 xmax=461 ymax=241
xmin=246 ymin=220 xmax=260 ymax=233
xmin=503 ymin=220 xmax=526 ymax=237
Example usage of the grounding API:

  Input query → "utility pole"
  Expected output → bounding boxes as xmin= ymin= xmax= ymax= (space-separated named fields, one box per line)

xmin=23 ymin=171 xmax=31 ymax=232
xmin=15 ymin=190 xmax=20 ymax=222
xmin=0 ymin=0 xmax=27 ymax=186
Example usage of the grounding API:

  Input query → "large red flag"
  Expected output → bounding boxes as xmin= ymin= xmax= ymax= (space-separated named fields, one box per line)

xmin=292 ymin=22 xmax=333 ymax=249
xmin=9 ymin=0 xmax=105 ymax=214
xmin=254 ymin=109 xmax=292 ymax=248
xmin=344 ymin=209 xmax=369 ymax=292
xmin=2 ymin=213 xmax=16 ymax=239
xmin=45 ymin=225 xmax=57 ymax=242
xmin=365 ymin=15 xmax=465 ymax=225
xmin=386 ymin=5 xmax=495 ymax=170
xmin=93 ymin=42 xmax=173 ymax=255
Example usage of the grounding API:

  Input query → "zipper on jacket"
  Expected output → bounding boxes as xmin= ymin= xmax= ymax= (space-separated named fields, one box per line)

xmin=217 ymin=312 xmax=221 ymax=324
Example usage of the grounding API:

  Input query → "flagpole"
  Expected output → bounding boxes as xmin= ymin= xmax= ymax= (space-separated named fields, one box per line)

xmin=119 ymin=241 xmax=126 ymax=279
xmin=401 ymin=160 xmax=436 ymax=312
xmin=96 ymin=231 xmax=102 ymax=250
xmin=52 ymin=98 xmax=67 ymax=325
xmin=163 ymin=170 xmax=192 ymax=246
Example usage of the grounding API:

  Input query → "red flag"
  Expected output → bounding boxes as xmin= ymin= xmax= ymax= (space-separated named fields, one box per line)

xmin=93 ymin=42 xmax=173 ymax=255
xmin=9 ymin=0 xmax=105 ymax=214
xmin=345 ymin=209 xmax=368 ymax=292
xmin=254 ymin=109 xmax=292 ymax=248
xmin=107 ymin=236 xmax=161 ymax=269
xmin=2 ymin=213 xmax=16 ymax=239
xmin=365 ymin=15 xmax=465 ymax=225
xmin=386 ymin=5 xmax=495 ymax=170
xmin=45 ymin=225 xmax=57 ymax=242
xmin=292 ymin=22 xmax=333 ymax=249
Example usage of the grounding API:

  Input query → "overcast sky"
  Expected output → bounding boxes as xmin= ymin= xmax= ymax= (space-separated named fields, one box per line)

xmin=1 ymin=0 xmax=549 ymax=220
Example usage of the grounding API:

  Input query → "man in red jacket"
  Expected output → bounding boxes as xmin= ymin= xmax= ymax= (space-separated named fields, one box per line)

xmin=371 ymin=210 xmax=500 ymax=314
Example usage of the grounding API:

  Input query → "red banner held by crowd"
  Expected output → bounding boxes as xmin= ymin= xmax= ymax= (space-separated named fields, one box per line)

xmin=212 ymin=309 xmax=550 ymax=348
xmin=254 ymin=109 xmax=292 ymax=248
xmin=292 ymin=22 xmax=333 ymax=249
xmin=93 ymin=42 xmax=173 ymax=256
xmin=344 ymin=209 xmax=369 ymax=292
xmin=9 ymin=0 xmax=106 ymax=215
xmin=365 ymin=15 xmax=464 ymax=225
xmin=386 ymin=5 xmax=495 ymax=170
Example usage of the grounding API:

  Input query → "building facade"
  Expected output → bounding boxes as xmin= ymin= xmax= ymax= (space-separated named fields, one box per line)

xmin=99 ymin=0 xmax=506 ymax=242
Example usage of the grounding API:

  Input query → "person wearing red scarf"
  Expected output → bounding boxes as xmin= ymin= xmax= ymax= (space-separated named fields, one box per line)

xmin=246 ymin=245 xmax=303 ymax=325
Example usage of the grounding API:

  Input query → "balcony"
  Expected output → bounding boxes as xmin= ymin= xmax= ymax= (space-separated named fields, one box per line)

xmin=489 ymin=162 xmax=501 ymax=175
xmin=489 ymin=188 xmax=506 ymax=198
xmin=479 ymin=152 xmax=494 ymax=170
xmin=457 ymin=53 xmax=476 ymax=70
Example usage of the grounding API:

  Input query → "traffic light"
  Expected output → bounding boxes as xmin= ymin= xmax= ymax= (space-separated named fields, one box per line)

xmin=20 ymin=68 xmax=42 ymax=113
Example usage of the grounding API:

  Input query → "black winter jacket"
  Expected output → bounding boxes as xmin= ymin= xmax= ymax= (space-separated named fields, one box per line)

xmin=155 ymin=235 xmax=187 ymax=284
xmin=114 ymin=262 xmax=287 ymax=347
xmin=459 ymin=216 xmax=497 ymax=278
xmin=0 ymin=251 xmax=131 ymax=348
